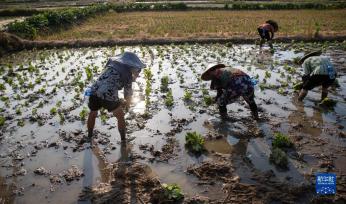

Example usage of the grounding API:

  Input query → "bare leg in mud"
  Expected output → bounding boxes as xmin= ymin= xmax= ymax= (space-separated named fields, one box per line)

xmin=112 ymin=105 xmax=126 ymax=142
xmin=321 ymin=86 xmax=329 ymax=101
xmin=87 ymin=111 xmax=98 ymax=138
xmin=243 ymin=94 xmax=259 ymax=120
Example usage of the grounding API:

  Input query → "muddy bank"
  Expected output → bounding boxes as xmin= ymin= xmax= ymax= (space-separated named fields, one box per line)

xmin=1 ymin=31 xmax=346 ymax=57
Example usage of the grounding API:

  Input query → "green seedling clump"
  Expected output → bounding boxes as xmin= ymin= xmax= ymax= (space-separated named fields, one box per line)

xmin=185 ymin=131 xmax=205 ymax=153
xmin=272 ymin=132 xmax=293 ymax=149
xmin=85 ymin=65 xmax=93 ymax=81
xmin=160 ymin=76 xmax=169 ymax=92
xmin=79 ymin=106 xmax=88 ymax=121
xmin=183 ymin=89 xmax=192 ymax=101
xmin=161 ymin=183 xmax=184 ymax=201
xmin=265 ymin=70 xmax=271 ymax=79
xmin=319 ymin=97 xmax=337 ymax=107
xmin=165 ymin=89 xmax=174 ymax=107
xmin=50 ymin=107 xmax=57 ymax=115
xmin=293 ymin=82 xmax=303 ymax=91
xmin=0 ymin=116 xmax=5 ymax=126
xmin=203 ymin=95 xmax=214 ymax=106
xmin=270 ymin=147 xmax=288 ymax=169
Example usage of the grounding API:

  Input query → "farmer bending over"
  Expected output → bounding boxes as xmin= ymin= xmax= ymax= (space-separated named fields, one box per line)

xmin=87 ymin=52 xmax=145 ymax=142
xmin=201 ymin=64 xmax=259 ymax=120
xmin=297 ymin=51 xmax=337 ymax=101
xmin=257 ymin=20 xmax=278 ymax=49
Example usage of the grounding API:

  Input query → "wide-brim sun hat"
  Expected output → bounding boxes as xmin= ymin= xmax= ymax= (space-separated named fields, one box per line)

xmin=114 ymin=51 xmax=146 ymax=70
xmin=298 ymin=50 xmax=322 ymax=65
xmin=201 ymin=64 xmax=226 ymax=81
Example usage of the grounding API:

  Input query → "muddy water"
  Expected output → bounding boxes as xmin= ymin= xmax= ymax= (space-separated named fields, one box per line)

xmin=0 ymin=43 xmax=346 ymax=203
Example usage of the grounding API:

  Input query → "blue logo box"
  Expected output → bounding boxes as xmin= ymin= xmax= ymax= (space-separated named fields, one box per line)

xmin=316 ymin=173 xmax=336 ymax=195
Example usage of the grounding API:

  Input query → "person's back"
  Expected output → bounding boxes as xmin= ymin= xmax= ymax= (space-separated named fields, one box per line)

xmin=303 ymin=56 xmax=336 ymax=78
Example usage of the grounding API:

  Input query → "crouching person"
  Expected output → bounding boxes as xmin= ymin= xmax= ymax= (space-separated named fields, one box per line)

xmin=87 ymin=52 xmax=145 ymax=143
xmin=257 ymin=20 xmax=278 ymax=50
xmin=297 ymin=51 xmax=337 ymax=101
xmin=201 ymin=64 xmax=259 ymax=120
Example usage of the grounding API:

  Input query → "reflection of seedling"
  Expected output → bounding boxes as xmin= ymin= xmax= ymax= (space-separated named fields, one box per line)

xmin=79 ymin=107 xmax=88 ymax=121
xmin=183 ymin=89 xmax=192 ymax=101
xmin=0 ymin=116 xmax=5 ymax=126
xmin=319 ymin=97 xmax=337 ymax=107
xmin=272 ymin=132 xmax=293 ymax=149
xmin=185 ymin=131 xmax=205 ymax=154
xmin=161 ymin=183 xmax=184 ymax=202
xmin=270 ymin=147 xmax=288 ymax=169
xmin=160 ymin=76 xmax=169 ymax=92
xmin=50 ymin=107 xmax=57 ymax=115
xmin=165 ymin=89 xmax=174 ymax=107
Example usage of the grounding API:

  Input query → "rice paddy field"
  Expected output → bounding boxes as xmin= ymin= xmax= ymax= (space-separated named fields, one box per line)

xmin=35 ymin=9 xmax=346 ymax=41
xmin=0 ymin=41 xmax=346 ymax=203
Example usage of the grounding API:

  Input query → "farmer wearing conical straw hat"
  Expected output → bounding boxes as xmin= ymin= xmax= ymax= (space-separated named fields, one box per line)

xmin=297 ymin=51 xmax=337 ymax=101
xmin=87 ymin=52 xmax=146 ymax=143
xmin=201 ymin=64 xmax=259 ymax=120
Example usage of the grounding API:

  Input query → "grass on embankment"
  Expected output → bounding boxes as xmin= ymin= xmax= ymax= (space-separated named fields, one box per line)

xmin=37 ymin=9 xmax=346 ymax=41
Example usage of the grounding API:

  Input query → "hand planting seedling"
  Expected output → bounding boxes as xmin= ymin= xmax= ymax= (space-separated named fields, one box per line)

xmin=185 ymin=131 xmax=205 ymax=154
xmin=161 ymin=183 xmax=184 ymax=202
xmin=272 ymin=132 xmax=293 ymax=149
xmin=270 ymin=147 xmax=288 ymax=169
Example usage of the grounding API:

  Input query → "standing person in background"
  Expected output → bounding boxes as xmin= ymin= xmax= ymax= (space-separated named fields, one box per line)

xmin=86 ymin=52 xmax=146 ymax=143
xmin=257 ymin=20 xmax=279 ymax=50
xmin=297 ymin=50 xmax=337 ymax=101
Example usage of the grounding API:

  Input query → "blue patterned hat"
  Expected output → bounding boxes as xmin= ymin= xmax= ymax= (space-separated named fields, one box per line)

xmin=114 ymin=52 xmax=146 ymax=70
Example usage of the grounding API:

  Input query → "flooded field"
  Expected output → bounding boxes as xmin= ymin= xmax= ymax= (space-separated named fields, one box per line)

xmin=0 ymin=43 xmax=346 ymax=203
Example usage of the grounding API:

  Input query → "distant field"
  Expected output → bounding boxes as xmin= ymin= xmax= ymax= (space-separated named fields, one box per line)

xmin=37 ymin=9 xmax=346 ymax=40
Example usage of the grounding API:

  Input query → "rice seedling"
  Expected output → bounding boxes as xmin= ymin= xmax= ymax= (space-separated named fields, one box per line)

xmin=50 ymin=107 xmax=57 ymax=115
xmin=165 ymin=89 xmax=174 ymax=107
xmin=183 ymin=89 xmax=192 ymax=101
xmin=161 ymin=183 xmax=184 ymax=201
xmin=185 ymin=131 xmax=205 ymax=154
xmin=272 ymin=132 xmax=293 ymax=149
xmin=0 ymin=116 xmax=5 ymax=126
xmin=79 ymin=107 xmax=88 ymax=121
xmin=160 ymin=76 xmax=169 ymax=92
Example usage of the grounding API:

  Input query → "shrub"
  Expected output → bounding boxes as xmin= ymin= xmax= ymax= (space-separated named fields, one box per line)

xmin=165 ymin=89 xmax=174 ymax=107
xmin=0 ymin=116 xmax=5 ymax=126
xmin=183 ymin=89 xmax=192 ymax=101
xmin=160 ymin=76 xmax=169 ymax=92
